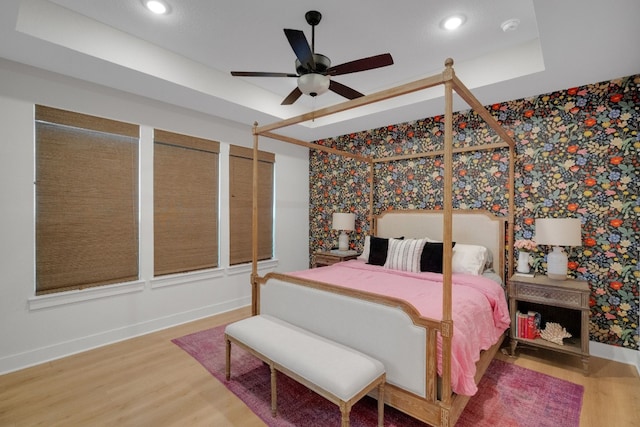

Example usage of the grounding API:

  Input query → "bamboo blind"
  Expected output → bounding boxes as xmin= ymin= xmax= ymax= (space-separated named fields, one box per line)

xmin=35 ymin=106 xmax=139 ymax=295
xmin=229 ymin=145 xmax=274 ymax=265
xmin=153 ymin=130 xmax=220 ymax=276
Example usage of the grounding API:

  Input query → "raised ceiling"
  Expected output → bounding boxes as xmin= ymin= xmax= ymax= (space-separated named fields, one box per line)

xmin=0 ymin=0 xmax=638 ymax=140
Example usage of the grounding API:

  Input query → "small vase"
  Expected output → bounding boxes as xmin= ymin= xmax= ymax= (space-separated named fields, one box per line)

xmin=517 ymin=251 xmax=530 ymax=274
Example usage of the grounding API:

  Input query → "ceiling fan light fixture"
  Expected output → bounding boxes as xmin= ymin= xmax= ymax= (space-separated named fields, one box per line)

xmin=297 ymin=73 xmax=330 ymax=97
xmin=231 ymin=10 xmax=393 ymax=104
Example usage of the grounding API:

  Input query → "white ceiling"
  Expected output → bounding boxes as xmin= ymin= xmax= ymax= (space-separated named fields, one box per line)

xmin=0 ymin=0 xmax=639 ymax=141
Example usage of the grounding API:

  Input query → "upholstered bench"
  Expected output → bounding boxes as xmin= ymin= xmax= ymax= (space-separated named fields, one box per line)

xmin=225 ymin=314 xmax=386 ymax=427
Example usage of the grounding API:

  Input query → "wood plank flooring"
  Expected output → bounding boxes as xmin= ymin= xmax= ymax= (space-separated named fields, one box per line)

xmin=1 ymin=307 xmax=638 ymax=426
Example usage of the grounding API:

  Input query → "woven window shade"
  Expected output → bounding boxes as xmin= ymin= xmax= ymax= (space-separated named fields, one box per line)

xmin=229 ymin=145 xmax=274 ymax=265
xmin=154 ymin=130 xmax=220 ymax=276
xmin=35 ymin=106 xmax=139 ymax=295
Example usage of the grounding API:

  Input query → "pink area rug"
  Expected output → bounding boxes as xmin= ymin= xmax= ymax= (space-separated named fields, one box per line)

xmin=173 ymin=324 xmax=583 ymax=427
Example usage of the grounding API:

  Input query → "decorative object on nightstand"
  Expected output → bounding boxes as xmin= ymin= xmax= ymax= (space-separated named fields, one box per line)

xmin=540 ymin=322 xmax=572 ymax=345
xmin=514 ymin=239 xmax=537 ymax=274
xmin=535 ymin=218 xmax=582 ymax=280
xmin=313 ymin=251 xmax=359 ymax=268
xmin=508 ymin=274 xmax=590 ymax=374
xmin=332 ymin=212 xmax=355 ymax=251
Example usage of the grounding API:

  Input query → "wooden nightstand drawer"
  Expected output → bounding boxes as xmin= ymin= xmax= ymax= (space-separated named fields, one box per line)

xmin=516 ymin=284 xmax=583 ymax=308
xmin=313 ymin=251 xmax=359 ymax=268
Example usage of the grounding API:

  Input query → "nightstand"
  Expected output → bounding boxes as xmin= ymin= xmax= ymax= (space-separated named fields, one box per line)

xmin=312 ymin=251 xmax=359 ymax=268
xmin=508 ymin=274 xmax=590 ymax=373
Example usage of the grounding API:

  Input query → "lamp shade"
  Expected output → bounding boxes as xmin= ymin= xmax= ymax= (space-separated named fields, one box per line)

xmin=535 ymin=217 xmax=582 ymax=280
xmin=534 ymin=218 xmax=582 ymax=247
xmin=332 ymin=213 xmax=355 ymax=231
xmin=332 ymin=213 xmax=355 ymax=252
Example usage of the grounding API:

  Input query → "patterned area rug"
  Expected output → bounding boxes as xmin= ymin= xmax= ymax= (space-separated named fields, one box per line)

xmin=173 ymin=324 xmax=583 ymax=427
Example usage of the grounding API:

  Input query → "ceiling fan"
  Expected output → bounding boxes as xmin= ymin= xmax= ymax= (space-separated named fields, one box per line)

xmin=230 ymin=10 xmax=394 ymax=105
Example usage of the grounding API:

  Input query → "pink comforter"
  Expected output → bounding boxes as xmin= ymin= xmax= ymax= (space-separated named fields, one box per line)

xmin=289 ymin=260 xmax=510 ymax=396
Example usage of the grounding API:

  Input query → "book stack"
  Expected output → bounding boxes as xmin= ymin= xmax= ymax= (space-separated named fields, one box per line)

xmin=514 ymin=310 xmax=541 ymax=339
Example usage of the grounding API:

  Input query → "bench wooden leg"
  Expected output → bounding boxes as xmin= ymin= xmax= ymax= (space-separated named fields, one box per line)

xmin=225 ymin=336 xmax=231 ymax=381
xmin=270 ymin=365 xmax=277 ymax=417
xmin=377 ymin=381 xmax=385 ymax=427
xmin=340 ymin=405 xmax=350 ymax=427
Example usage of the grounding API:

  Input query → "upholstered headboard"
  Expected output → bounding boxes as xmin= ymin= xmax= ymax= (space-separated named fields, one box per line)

xmin=373 ymin=209 xmax=506 ymax=279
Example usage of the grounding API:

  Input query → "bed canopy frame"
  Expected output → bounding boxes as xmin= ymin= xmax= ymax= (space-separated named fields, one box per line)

xmin=249 ymin=58 xmax=517 ymax=426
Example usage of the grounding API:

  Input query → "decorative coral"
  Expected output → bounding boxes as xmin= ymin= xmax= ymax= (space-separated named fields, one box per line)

xmin=540 ymin=322 xmax=572 ymax=345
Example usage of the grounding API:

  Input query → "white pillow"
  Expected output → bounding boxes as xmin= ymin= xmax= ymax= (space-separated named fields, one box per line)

xmin=357 ymin=235 xmax=370 ymax=261
xmin=452 ymin=244 xmax=489 ymax=275
xmin=384 ymin=238 xmax=426 ymax=273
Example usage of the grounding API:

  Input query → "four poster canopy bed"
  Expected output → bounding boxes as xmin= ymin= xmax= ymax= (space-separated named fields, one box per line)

xmin=247 ymin=59 xmax=517 ymax=426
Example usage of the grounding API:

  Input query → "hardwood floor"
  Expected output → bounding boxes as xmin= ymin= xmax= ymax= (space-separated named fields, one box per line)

xmin=1 ymin=307 xmax=638 ymax=426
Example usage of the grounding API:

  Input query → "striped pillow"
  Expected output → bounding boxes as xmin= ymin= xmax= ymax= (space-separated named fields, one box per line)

xmin=384 ymin=238 xmax=427 ymax=273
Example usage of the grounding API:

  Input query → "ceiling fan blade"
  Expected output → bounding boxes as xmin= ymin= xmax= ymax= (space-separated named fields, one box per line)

xmin=328 ymin=53 xmax=394 ymax=76
xmin=231 ymin=71 xmax=298 ymax=77
xmin=329 ymin=80 xmax=364 ymax=100
xmin=281 ymin=87 xmax=303 ymax=105
xmin=284 ymin=29 xmax=315 ymax=70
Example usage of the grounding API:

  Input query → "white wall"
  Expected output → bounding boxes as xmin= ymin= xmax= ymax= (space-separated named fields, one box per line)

xmin=0 ymin=59 xmax=310 ymax=374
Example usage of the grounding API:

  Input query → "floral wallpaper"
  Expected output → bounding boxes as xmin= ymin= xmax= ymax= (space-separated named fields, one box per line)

xmin=309 ymin=74 xmax=639 ymax=351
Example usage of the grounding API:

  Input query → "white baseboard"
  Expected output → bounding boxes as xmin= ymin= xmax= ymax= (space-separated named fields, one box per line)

xmin=590 ymin=341 xmax=640 ymax=375
xmin=0 ymin=297 xmax=250 ymax=375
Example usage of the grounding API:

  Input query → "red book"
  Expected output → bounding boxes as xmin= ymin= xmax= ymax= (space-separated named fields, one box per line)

xmin=517 ymin=312 xmax=528 ymax=338
xmin=527 ymin=312 xmax=535 ymax=339
xmin=531 ymin=311 xmax=542 ymax=338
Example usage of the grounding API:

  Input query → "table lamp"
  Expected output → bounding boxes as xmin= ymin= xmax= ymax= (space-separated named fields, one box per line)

xmin=535 ymin=218 xmax=582 ymax=280
xmin=332 ymin=213 xmax=355 ymax=251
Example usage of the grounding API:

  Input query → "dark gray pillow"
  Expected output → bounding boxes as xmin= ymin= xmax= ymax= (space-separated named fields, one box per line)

xmin=367 ymin=236 xmax=403 ymax=266
xmin=420 ymin=242 xmax=456 ymax=273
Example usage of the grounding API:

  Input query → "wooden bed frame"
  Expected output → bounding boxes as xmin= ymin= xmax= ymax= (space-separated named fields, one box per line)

xmin=249 ymin=59 xmax=517 ymax=427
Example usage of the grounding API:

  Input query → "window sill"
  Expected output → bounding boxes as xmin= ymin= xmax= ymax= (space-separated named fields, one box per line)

xmin=28 ymin=280 xmax=146 ymax=311
xmin=27 ymin=260 xmax=279 ymax=310
xmin=226 ymin=258 xmax=279 ymax=276
xmin=150 ymin=267 xmax=225 ymax=289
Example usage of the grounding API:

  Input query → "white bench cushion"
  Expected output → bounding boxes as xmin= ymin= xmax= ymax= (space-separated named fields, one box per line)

xmin=225 ymin=314 xmax=385 ymax=402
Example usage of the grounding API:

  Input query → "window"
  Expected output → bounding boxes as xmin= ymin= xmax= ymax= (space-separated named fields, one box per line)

xmin=154 ymin=130 xmax=219 ymax=276
xmin=35 ymin=105 xmax=139 ymax=295
xmin=228 ymin=145 xmax=274 ymax=265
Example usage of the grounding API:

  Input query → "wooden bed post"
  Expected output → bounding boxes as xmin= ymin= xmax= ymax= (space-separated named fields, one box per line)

xmin=441 ymin=58 xmax=455 ymax=406
xmin=368 ymin=161 xmax=374 ymax=234
xmin=507 ymin=144 xmax=516 ymax=279
xmin=251 ymin=122 xmax=259 ymax=315
xmin=448 ymin=70 xmax=517 ymax=282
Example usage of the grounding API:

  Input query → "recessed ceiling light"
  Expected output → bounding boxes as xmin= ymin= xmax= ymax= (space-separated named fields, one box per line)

xmin=441 ymin=15 xmax=466 ymax=31
xmin=144 ymin=0 xmax=169 ymax=15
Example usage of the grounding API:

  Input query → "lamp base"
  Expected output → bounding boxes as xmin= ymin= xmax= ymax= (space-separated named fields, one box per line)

xmin=546 ymin=246 xmax=568 ymax=280
xmin=338 ymin=231 xmax=349 ymax=251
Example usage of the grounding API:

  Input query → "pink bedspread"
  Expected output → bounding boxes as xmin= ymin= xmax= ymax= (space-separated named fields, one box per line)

xmin=289 ymin=260 xmax=510 ymax=396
